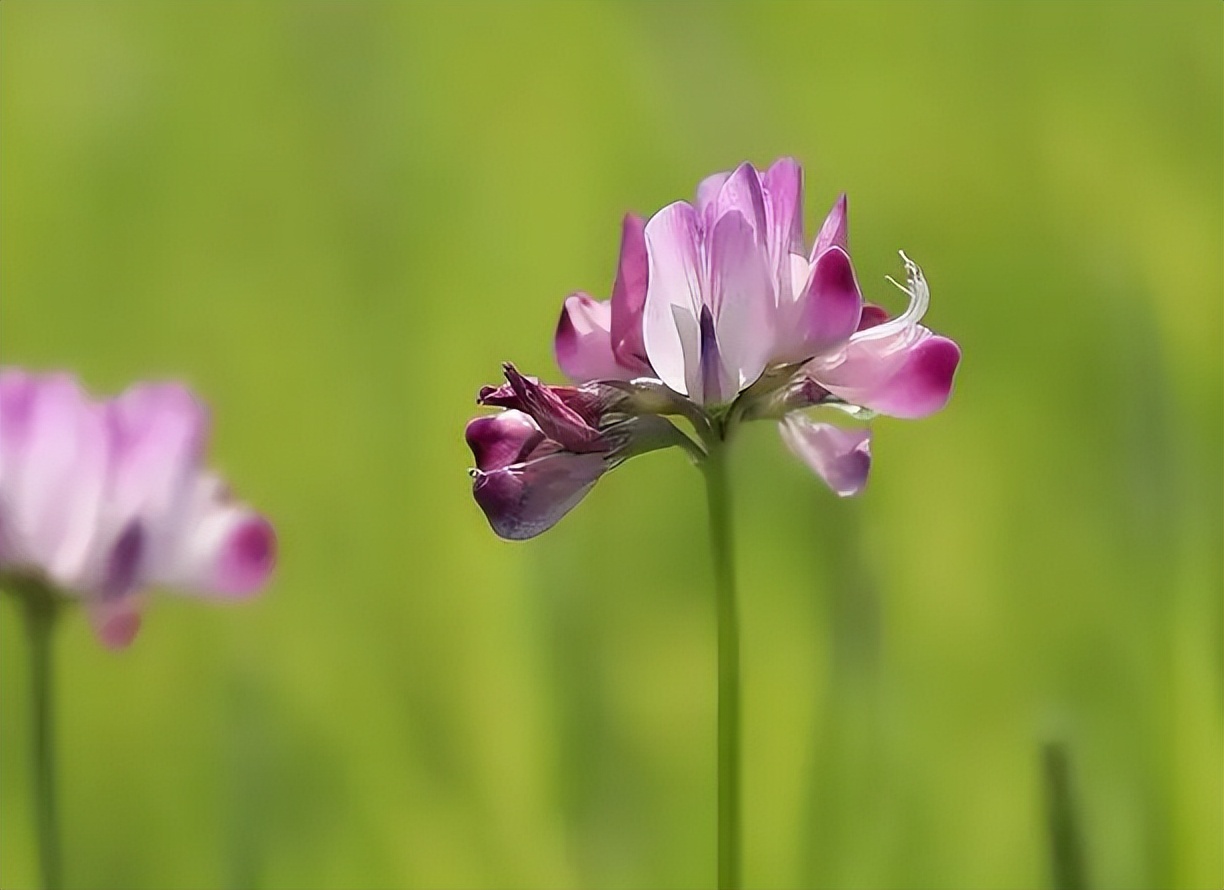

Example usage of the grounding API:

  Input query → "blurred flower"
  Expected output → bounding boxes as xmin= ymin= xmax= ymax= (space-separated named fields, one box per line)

xmin=467 ymin=158 xmax=960 ymax=536
xmin=0 ymin=369 xmax=276 ymax=648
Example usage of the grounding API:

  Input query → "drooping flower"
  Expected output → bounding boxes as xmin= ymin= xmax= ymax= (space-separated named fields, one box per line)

xmin=466 ymin=364 xmax=693 ymax=539
xmin=466 ymin=158 xmax=959 ymax=537
xmin=0 ymin=369 xmax=276 ymax=648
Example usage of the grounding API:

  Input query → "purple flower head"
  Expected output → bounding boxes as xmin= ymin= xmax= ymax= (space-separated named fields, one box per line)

xmin=466 ymin=158 xmax=960 ymax=535
xmin=467 ymin=364 xmax=695 ymax=539
xmin=0 ymin=369 xmax=276 ymax=648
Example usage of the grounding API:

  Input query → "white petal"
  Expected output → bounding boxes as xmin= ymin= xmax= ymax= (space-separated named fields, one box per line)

xmin=643 ymin=201 xmax=705 ymax=396
xmin=709 ymin=211 xmax=774 ymax=392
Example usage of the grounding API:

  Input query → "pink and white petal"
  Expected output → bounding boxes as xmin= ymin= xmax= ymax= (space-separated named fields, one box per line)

xmin=43 ymin=399 xmax=112 ymax=592
xmin=695 ymin=170 xmax=731 ymax=228
xmin=779 ymin=416 xmax=872 ymax=497
xmin=213 ymin=514 xmax=277 ymax=596
xmin=472 ymin=451 xmax=608 ymax=541
xmin=78 ymin=382 xmax=214 ymax=596
xmin=107 ymin=382 xmax=210 ymax=526
xmin=465 ymin=410 xmax=546 ymax=473
xmin=790 ymin=246 xmax=863 ymax=359
xmin=87 ymin=595 xmax=145 ymax=650
xmin=714 ymin=162 xmax=768 ymax=240
xmin=554 ymin=293 xmax=627 ymax=382
xmin=156 ymin=476 xmax=276 ymax=598
xmin=708 ymin=211 xmax=775 ymax=393
xmin=643 ymin=201 xmax=705 ymax=396
xmin=815 ymin=330 xmax=961 ymax=419
xmin=762 ymin=157 xmax=805 ymax=262
xmin=609 ymin=213 xmax=651 ymax=372
xmin=0 ymin=369 xmax=40 ymax=566
xmin=0 ymin=368 xmax=38 ymax=493
xmin=811 ymin=193 xmax=848 ymax=259
xmin=6 ymin=374 xmax=108 ymax=589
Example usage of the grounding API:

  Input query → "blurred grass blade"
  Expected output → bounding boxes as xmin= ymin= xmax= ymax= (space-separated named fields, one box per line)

xmin=1043 ymin=741 xmax=1088 ymax=890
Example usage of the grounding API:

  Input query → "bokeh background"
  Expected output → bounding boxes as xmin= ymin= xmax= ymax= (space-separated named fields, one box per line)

xmin=1 ymin=3 xmax=1219 ymax=889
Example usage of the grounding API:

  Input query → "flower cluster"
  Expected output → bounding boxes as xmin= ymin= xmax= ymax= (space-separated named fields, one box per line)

xmin=466 ymin=159 xmax=960 ymax=538
xmin=0 ymin=369 xmax=276 ymax=647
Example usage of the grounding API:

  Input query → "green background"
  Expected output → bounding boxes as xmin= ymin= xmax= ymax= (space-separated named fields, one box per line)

xmin=1 ymin=3 xmax=1220 ymax=888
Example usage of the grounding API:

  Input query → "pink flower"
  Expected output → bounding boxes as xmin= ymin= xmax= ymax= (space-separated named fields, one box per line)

xmin=468 ymin=158 xmax=960 ymax=534
xmin=641 ymin=159 xmax=865 ymax=405
xmin=0 ymin=369 xmax=276 ymax=648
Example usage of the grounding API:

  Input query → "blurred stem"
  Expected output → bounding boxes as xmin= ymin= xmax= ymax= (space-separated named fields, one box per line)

xmin=702 ymin=439 xmax=740 ymax=890
xmin=9 ymin=581 xmax=63 ymax=890
xmin=1043 ymin=741 xmax=1088 ymax=890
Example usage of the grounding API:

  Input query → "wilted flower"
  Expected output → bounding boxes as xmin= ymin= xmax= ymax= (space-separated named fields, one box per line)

xmin=466 ymin=158 xmax=960 ymax=538
xmin=0 ymin=369 xmax=276 ymax=648
xmin=467 ymin=364 xmax=694 ymax=539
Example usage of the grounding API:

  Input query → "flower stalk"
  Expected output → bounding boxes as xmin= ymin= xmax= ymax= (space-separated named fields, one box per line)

xmin=9 ymin=581 xmax=63 ymax=890
xmin=464 ymin=157 xmax=962 ymax=889
xmin=702 ymin=431 xmax=740 ymax=890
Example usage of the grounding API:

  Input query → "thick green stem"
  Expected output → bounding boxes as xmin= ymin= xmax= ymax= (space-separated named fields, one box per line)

xmin=703 ymin=440 xmax=740 ymax=890
xmin=13 ymin=583 xmax=62 ymax=890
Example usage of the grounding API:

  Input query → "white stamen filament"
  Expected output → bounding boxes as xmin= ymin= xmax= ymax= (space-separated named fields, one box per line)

xmin=851 ymin=250 xmax=930 ymax=347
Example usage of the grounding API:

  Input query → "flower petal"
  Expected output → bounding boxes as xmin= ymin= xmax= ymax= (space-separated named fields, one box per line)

xmin=88 ymin=382 xmax=213 ymax=597
xmin=212 ymin=515 xmax=277 ymax=596
xmin=0 ymin=369 xmax=40 ymax=564
xmin=609 ymin=213 xmax=651 ymax=372
xmin=779 ymin=416 xmax=872 ymax=497
xmin=0 ymin=369 xmax=37 ymax=489
xmin=790 ymin=246 xmax=863 ymax=359
xmin=154 ymin=473 xmax=276 ymax=598
xmin=87 ymin=596 xmax=144 ymax=650
xmin=811 ymin=193 xmax=848 ymax=259
xmin=761 ymin=157 xmax=805 ymax=263
xmin=643 ymin=201 xmax=704 ymax=396
xmin=695 ymin=170 xmax=731 ymax=228
xmin=814 ymin=331 xmax=961 ymax=419
xmin=857 ymin=302 xmax=890 ymax=331
xmin=708 ymin=210 xmax=774 ymax=396
xmin=465 ymin=410 xmax=545 ymax=472
xmin=554 ymin=293 xmax=626 ymax=382
xmin=107 ymin=383 xmax=209 ymax=529
xmin=472 ymin=451 xmax=608 ymax=540
xmin=502 ymin=364 xmax=604 ymax=452
xmin=714 ymin=162 xmax=768 ymax=239
xmin=2 ymin=374 xmax=110 ymax=591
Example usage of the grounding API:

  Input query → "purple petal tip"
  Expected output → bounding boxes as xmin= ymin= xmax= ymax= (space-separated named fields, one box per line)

xmin=214 ymin=516 xmax=276 ymax=597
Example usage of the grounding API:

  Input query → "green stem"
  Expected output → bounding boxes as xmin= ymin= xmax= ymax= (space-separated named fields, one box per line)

xmin=14 ymin=583 xmax=62 ymax=890
xmin=702 ymin=439 xmax=740 ymax=890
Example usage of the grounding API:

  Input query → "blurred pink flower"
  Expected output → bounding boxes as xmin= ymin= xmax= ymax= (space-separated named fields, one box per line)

xmin=0 ymin=369 xmax=276 ymax=648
